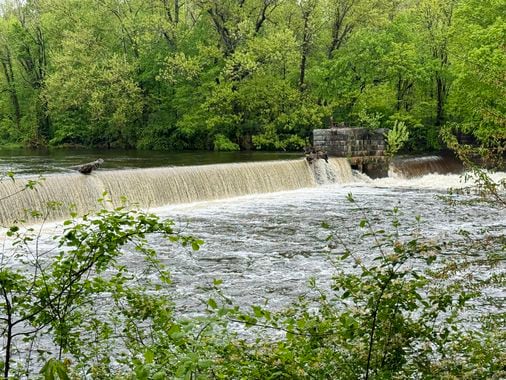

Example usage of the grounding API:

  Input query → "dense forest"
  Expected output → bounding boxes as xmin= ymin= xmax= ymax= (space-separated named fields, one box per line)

xmin=0 ymin=0 xmax=504 ymax=152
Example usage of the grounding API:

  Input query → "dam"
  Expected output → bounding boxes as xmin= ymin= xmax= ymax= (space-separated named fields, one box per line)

xmin=0 ymin=152 xmax=504 ymax=374
xmin=0 ymin=158 xmax=352 ymax=225
xmin=0 ymin=154 xmax=466 ymax=225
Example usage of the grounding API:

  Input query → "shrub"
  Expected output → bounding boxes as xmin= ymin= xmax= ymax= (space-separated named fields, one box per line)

xmin=213 ymin=134 xmax=240 ymax=151
xmin=385 ymin=120 xmax=409 ymax=155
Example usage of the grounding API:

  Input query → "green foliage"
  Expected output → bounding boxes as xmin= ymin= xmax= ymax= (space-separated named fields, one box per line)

xmin=0 ymin=196 xmax=203 ymax=378
xmin=387 ymin=113 xmax=442 ymax=153
xmin=447 ymin=0 xmax=506 ymax=149
xmin=0 ymin=0 xmax=501 ymax=152
xmin=40 ymin=359 xmax=70 ymax=380
xmin=44 ymin=27 xmax=143 ymax=147
xmin=213 ymin=134 xmax=240 ymax=151
xmin=385 ymin=120 xmax=409 ymax=155
xmin=356 ymin=110 xmax=383 ymax=130
xmin=442 ymin=121 xmax=506 ymax=171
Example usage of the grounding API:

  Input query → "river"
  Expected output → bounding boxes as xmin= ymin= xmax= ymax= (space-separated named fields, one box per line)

xmin=0 ymin=153 xmax=504 ymax=374
xmin=152 ymin=173 xmax=505 ymax=313
xmin=0 ymin=148 xmax=300 ymax=175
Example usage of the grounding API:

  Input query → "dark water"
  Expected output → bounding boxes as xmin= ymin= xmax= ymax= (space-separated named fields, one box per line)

xmin=0 ymin=148 xmax=301 ymax=175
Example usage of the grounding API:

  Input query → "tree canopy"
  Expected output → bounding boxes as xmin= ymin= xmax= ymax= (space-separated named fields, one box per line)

xmin=0 ymin=0 xmax=503 ymax=151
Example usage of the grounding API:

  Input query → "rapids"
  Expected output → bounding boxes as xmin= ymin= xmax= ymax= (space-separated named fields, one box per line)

xmin=153 ymin=174 xmax=505 ymax=312
xmin=0 ymin=155 xmax=504 ymax=370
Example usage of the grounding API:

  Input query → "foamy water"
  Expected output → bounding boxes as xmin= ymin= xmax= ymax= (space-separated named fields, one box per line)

xmin=369 ymin=171 xmax=506 ymax=190
xmin=1 ymin=160 xmax=504 ymax=372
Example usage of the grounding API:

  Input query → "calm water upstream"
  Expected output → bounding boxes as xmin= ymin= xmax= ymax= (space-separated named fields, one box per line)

xmin=0 ymin=148 xmax=300 ymax=175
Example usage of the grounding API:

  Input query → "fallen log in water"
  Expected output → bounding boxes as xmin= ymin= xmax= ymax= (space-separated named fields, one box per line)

xmin=70 ymin=159 xmax=104 ymax=174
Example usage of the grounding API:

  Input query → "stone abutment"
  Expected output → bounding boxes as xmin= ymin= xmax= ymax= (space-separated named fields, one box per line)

xmin=313 ymin=128 xmax=389 ymax=178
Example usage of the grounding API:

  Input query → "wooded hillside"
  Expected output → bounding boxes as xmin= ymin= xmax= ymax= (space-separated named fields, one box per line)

xmin=0 ymin=0 xmax=504 ymax=151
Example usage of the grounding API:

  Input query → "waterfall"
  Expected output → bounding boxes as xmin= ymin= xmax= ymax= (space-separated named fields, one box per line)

xmin=389 ymin=155 xmax=463 ymax=178
xmin=0 ymin=158 xmax=353 ymax=225
xmin=311 ymin=158 xmax=354 ymax=184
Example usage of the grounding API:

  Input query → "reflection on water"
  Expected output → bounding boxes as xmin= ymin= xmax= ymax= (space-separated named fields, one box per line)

xmin=0 ymin=148 xmax=301 ymax=175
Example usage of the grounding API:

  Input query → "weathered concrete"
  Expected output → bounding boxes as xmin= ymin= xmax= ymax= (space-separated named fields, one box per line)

xmin=313 ymin=128 xmax=389 ymax=178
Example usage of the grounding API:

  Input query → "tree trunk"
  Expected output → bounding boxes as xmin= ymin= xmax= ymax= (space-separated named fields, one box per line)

xmin=35 ymin=97 xmax=51 ymax=142
xmin=16 ymin=20 xmax=51 ymax=142
xmin=299 ymin=48 xmax=307 ymax=91
xmin=327 ymin=1 xmax=354 ymax=59
xmin=435 ymin=74 xmax=446 ymax=126
xmin=1 ymin=47 xmax=22 ymax=130
xmin=299 ymin=9 xmax=311 ymax=91
xmin=2 ymin=288 xmax=13 ymax=380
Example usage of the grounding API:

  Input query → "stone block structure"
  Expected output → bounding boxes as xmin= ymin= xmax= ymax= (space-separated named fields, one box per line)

xmin=313 ymin=127 xmax=387 ymax=156
xmin=313 ymin=127 xmax=389 ymax=178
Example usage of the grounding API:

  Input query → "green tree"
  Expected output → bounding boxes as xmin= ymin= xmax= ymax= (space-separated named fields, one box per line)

xmin=0 ymin=26 xmax=22 ymax=134
xmin=448 ymin=0 xmax=506 ymax=147
xmin=416 ymin=0 xmax=458 ymax=126
xmin=45 ymin=27 xmax=143 ymax=147
xmin=0 ymin=0 xmax=503 ymax=152
xmin=0 ymin=198 xmax=202 ymax=378
xmin=8 ymin=0 xmax=51 ymax=144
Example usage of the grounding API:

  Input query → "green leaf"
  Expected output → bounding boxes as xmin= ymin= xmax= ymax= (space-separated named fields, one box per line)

xmin=56 ymin=366 xmax=70 ymax=380
xmin=168 ymin=324 xmax=182 ymax=338
xmin=252 ymin=305 xmax=264 ymax=318
xmin=153 ymin=372 xmax=166 ymax=380
xmin=135 ymin=365 xmax=149 ymax=380
xmin=40 ymin=359 xmax=70 ymax=380
xmin=144 ymin=349 xmax=154 ymax=364
xmin=208 ymin=298 xmax=218 ymax=309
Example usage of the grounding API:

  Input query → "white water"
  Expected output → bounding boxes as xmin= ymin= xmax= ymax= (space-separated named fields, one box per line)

xmin=0 ymin=158 xmax=356 ymax=225
xmin=0 ymin=157 xmax=505 ymax=373
xmin=152 ymin=180 xmax=505 ymax=311
xmin=2 ymin=154 xmax=494 ymax=225
xmin=368 ymin=171 xmax=506 ymax=190
xmin=7 ymin=173 xmax=504 ymax=312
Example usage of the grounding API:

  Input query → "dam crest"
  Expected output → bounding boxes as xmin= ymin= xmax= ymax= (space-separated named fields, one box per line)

xmin=0 ymin=158 xmax=352 ymax=225
xmin=0 ymin=154 xmax=466 ymax=225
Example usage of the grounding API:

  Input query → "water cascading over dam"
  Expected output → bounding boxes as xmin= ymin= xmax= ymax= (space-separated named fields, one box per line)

xmin=389 ymin=155 xmax=463 ymax=178
xmin=0 ymin=158 xmax=353 ymax=225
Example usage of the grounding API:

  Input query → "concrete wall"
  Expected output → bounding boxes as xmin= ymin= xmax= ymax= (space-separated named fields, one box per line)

xmin=313 ymin=127 xmax=387 ymax=157
xmin=313 ymin=127 xmax=389 ymax=178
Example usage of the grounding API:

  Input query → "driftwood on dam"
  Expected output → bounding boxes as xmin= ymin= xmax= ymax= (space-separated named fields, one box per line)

xmin=70 ymin=159 xmax=104 ymax=174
